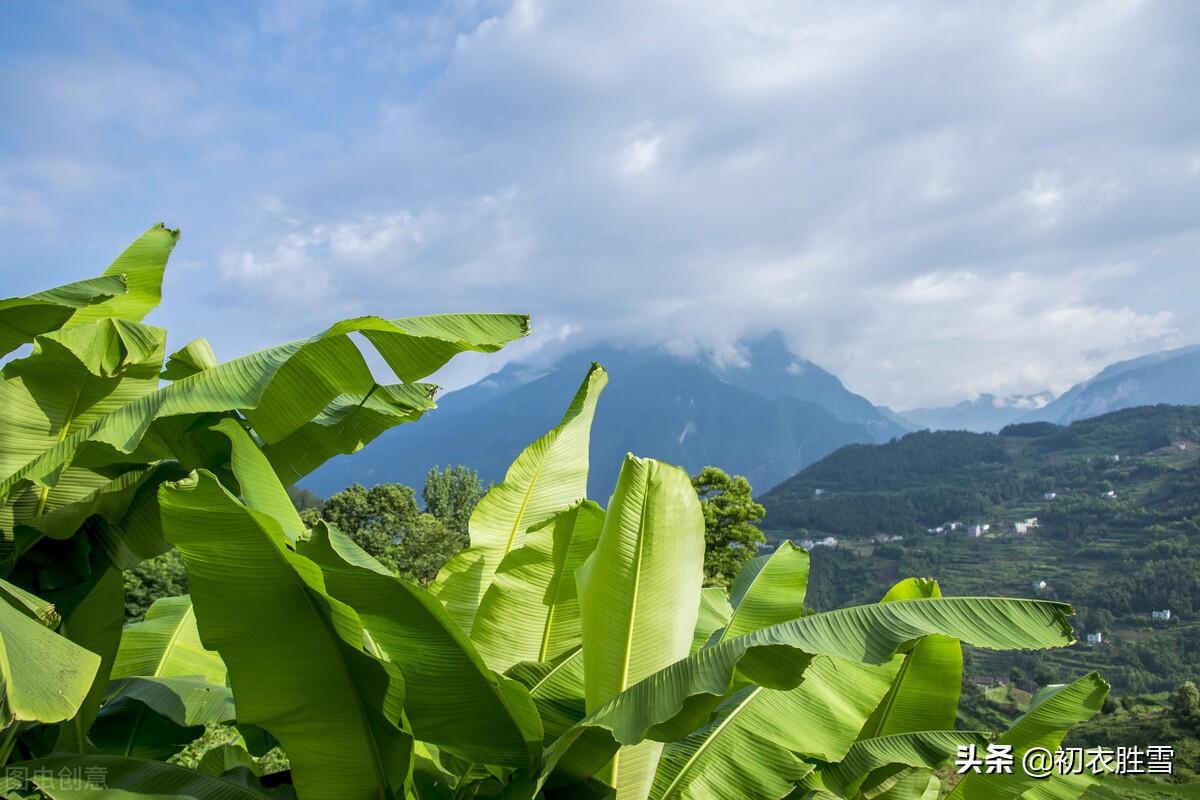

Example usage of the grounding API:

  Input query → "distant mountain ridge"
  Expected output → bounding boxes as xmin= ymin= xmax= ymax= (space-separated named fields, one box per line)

xmin=303 ymin=332 xmax=909 ymax=497
xmin=901 ymin=392 xmax=1055 ymax=433
xmin=1019 ymin=345 xmax=1200 ymax=425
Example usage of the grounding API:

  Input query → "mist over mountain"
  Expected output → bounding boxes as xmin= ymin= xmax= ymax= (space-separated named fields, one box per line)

xmin=1020 ymin=345 xmax=1200 ymax=425
xmin=303 ymin=332 xmax=908 ymax=497
xmin=901 ymin=392 xmax=1056 ymax=433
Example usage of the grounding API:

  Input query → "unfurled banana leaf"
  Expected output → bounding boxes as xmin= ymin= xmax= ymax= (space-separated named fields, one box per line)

xmin=1 ymin=311 xmax=529 ymax=510
xmin=0 ymin=590 xmax=100 ymax=727
xmin=159 ymin=471 xmax=412 ymax=800
xmin=160 ymin=338 xmax=217 ymax=381
xmin=806 ymin=730 xmax=989 ymax=798
xmin=89 ymin=676 xmax=235 ymax=761
xmin=508 ymin=647 xmax=588 ymax=747
xmin=296 ymin=523 xmax=543 ymax=770
xmin=0 ymin=274 xmax=126 ymax=357
xmin=65 ymin=224 xmax=178 ymax=326
xmin=837 ymin=578 xmax=964 ymax=799
xmin=0 ymin=318 xmax=168 ymax=546
xmin=947 ymin=672 xmax=1109 ymax=800
xmin=649 ymin=657 xmax=900 ymax=800
xmin=542 ymin=596 xmax=1076 ymax=790
xmin=577 ymin=454 xmax=706 ymax=799
xmin=473 ymin=499 xmax=605 ymax=671
xmin=717 ymin=541 xmax=808 ymax=645
xmin=650 ymin=542 xmax=893 ymax=800
xmin=433 ymin=364 xmax=607 ymax=634
xmin=14 ymin=754 xmax=273 ymax=799
xmin=111 ymin=595 xmax=226 ymax=685
xmin=861 ymin=578 xmax=963 ymax=738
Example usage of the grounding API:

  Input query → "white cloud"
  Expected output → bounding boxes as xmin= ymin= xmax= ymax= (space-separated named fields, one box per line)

xmin=4 ymin=1 xmax=1199 ymax=407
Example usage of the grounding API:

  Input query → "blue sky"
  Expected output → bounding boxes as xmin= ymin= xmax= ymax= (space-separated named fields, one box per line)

xmin=2 ymin=1 xmax=1199 ymax=407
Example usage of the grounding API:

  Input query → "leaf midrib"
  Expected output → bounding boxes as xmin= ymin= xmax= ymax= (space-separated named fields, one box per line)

xmin=657 ymin=687 xmax=762 ymax=800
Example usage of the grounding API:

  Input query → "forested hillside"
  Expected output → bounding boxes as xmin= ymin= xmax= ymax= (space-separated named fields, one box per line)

xmin=761 ymin=405 xmax=1200 ymax=694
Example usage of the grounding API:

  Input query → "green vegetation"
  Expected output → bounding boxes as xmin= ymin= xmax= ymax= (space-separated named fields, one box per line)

xmin=762 ymin=406 xmax=1200 ymax=694
xmin=0 ymin=227 xmax=1142 ymax=798
xmin=692 ymin=465 xmax=767 ymax=586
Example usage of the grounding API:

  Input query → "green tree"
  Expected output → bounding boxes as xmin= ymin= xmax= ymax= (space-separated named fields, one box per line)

xmin=1172 ymin=680 xmax=1200 ymax=732
xmin=389 ymin=513 xmax=468 ymax=585
xmin=691 ymin=465 xmax=767 ymax=585
xmin=287 ymin=485 xmax=323 ymax=513
xmin=318 ymin=483 xmax=420 ymax=563
xmin=423 ymin=464 xmax=484 ymax=536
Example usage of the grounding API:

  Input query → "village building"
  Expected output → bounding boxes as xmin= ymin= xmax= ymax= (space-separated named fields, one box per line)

xmin=1086 ymin=632 xmax=1104 ymax=646
xmin=1152 ymin=609 xmax=1172 ymax=621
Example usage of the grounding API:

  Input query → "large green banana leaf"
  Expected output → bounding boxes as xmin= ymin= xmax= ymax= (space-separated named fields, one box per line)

xmin=89 ymin=676 xmax=235 ymax=761
xmin=0 ymin=311 xmax=530 ymax=516
xmin=433 ymin=364 xmax=607 ymax=634
xmin=830 ymin=578 xmax=965 ymax=800
xmin=473 ymin=500 xmax=605 ymax=671
xmin=0 ymin=224 xmax=177 ymax=527
xmin=650 ymin=542 xmax=894 ymax=800
xmin=12 ymin=754 xmax=273 ymax=799
xmin=65 ymin=224 xmax=178 ymax=326
xmin=0 ymin=586 xmax=100 ymax=727
xmin=0 ymin=222 xmax=173 ymax=359
xmin=0 ymin=318 xmax=168 ymax=541
xmin=159 ymin=470 xmax=412 ymax=800
xmin=808 ymin=730 xmax=990 ymax=798
xmin=42 ymin=563 xmax=125 ymax=754
xmin=111 ymin=595 xmax=226 ymax=685
xmin=577 ymin=454 xmax=706 ymax=799
xmin=0 ymin=274 xmax=126 ymax=357
xmin=947 ymin=672 xmax=1109 ymax=800
xmin=295 ymin=522 xmax=543 ymax=769
xmin=160 ymin=337 xmax=218 ymax=380
xmin=649 ymin=657 xmax=901 ymax=800
xmin=542 ymin=595 xmax=1076 ymax=791
xmin=860 ymin=579 xmax=962 ymax=738
xmin=507 ymin=647 xmax=588 ymax=747
xmin=717 ymin=541 xmax=808 ymax=644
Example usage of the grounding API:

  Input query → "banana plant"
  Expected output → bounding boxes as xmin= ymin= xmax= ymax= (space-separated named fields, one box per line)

xmin=0 ymin=227 xmax=1110 ymax=800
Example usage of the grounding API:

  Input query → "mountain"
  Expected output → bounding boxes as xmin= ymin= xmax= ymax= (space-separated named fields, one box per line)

xmin=758 ymin=404 xmax=1200 ymax=694
xmin=303 ymin=333 xmax=909 ymax=498
xmin=900 ymin=392 xmax=1055 ymax=433
xmin=1020 ymin=344 xmax=1200 ymax=425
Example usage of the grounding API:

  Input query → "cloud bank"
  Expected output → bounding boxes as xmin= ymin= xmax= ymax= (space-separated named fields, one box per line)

xmin=2 ymin=0 xmax=1198 ymax=406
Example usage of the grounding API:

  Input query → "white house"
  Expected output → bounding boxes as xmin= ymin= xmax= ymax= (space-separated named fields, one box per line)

xmin=1152 ymin=609 xmax=1172 ymax=621
xmin=1111 ymin=454 xmax=1121 ymax=462
xmin=948 ymin=521 xmax=962 ymax=531
xmin=799 ymin=539 xmax=815 ymax=550
xmin=1031 ymin=579 xmax=1047 ymax=591
xmin=1103 ymin=490 xmax=1117 ymax=499
xmin=969 ymin=524 xmax=989 ymax=537
xmin=817 ymin=536 xmax=839 ymax=548
xmin=1043 ymin=492 xmax=1057 ymax=500
xmin=1086 ymin=632 xmax=1104 ymax=646
xmin=1025 ymin=517 xmax=1039 ymax=526
xmin=1015 ymin=522 xmax=1032 ymax=534
xmin=813 ymin=488 xmax=826 ymax=497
